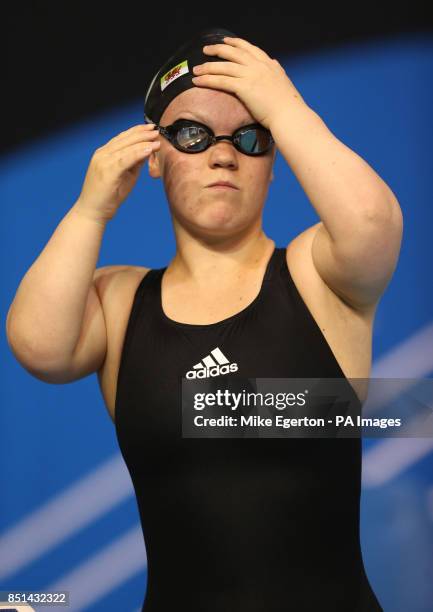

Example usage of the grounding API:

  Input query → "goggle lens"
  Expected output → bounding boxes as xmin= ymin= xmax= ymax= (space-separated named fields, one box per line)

xmin=235 ymin=128 xmax=270 ymax=154
xmin=176 ymin=125 xmax=209 ymax=152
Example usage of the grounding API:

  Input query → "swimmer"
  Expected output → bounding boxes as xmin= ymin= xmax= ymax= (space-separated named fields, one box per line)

xmin=6 ymin=26 xmax=402 ymax=611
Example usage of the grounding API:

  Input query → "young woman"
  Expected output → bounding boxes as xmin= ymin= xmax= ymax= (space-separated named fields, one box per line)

xmin=6 ymin=27 xmax=402 ymax=611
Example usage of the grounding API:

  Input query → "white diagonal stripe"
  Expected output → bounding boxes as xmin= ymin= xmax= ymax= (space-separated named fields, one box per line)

xmin=202 ymin=355 xmax=217 ymax=368
xmin=42 ymin=526 xmax=146 ymax=611
xmin=362 ymin=436 xmax=433 ymax=487
xmin=362 ymin=321 xmax=433 ymax=486
xmin=362 ymin=376 xmax=433 ymax=417
xmin=361 ymin=321 xmax=433 ymax=486
xmin=363 ymin=320 xmax=433 ymax=414
xmin=211 ymin=347 xmax=229 ymax=365
xmin=0 ymin=454 xmax=134 ymax=581
xmin=371 ymin=320 xmax=433 ymax=378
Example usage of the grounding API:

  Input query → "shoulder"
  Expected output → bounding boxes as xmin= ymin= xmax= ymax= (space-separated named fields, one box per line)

xmin=93 ymin=264 xmax=151 ymax=289
xmin=93 ymin=264 xmax=151 ymax=282
xmin=93 ymin=265 xmax=152 ymax=311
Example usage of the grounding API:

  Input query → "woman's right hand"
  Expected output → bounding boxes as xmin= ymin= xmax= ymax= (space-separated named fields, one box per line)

xmin=75 ymin=123 xmax=161 ymax=222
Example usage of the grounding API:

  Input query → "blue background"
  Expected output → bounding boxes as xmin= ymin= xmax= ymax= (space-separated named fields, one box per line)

xmin=1 ymin=34 xmax=433 ymax=611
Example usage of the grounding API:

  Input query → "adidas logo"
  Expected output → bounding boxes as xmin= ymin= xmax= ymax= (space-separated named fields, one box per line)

xmin=185 ymin=347 xmax=238 ymax=379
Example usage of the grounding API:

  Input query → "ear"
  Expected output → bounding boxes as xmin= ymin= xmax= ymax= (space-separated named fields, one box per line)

xmin=148 ymin=150 xmax=162 ymax=179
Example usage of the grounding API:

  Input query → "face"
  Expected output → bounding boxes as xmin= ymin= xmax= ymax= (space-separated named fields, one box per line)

xmin=148 ymin=87 xmax=277 ymax=238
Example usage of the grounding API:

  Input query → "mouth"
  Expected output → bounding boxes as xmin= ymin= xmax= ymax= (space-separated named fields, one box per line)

xmin=206 ymin=182 xmax=239 ymax=190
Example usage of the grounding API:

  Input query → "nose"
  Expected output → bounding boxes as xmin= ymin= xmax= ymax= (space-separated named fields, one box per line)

xmin=208 ymin=140 xmax=238 ymax=169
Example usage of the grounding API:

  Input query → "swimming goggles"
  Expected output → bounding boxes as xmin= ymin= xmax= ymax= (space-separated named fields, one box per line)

xmin=155 ymin=119 xmax=274 ymax=156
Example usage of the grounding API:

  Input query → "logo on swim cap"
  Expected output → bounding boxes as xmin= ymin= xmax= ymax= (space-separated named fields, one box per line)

xmin=161 ymin=59 xmax=189 ymax=92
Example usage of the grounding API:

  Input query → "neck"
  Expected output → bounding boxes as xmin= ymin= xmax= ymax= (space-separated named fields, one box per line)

xmin=166 ymin=226 xmax=275 ymax=284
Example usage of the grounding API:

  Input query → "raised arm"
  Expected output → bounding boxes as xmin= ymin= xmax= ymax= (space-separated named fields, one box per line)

xmin=6 ymin=124 xmax=160 ymax=383
xmin=269 ymin=103 xmax=403 ymax=312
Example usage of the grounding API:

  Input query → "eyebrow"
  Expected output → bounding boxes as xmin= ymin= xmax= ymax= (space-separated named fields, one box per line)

xmin=173 ymin=111 xmax=253 ymax=128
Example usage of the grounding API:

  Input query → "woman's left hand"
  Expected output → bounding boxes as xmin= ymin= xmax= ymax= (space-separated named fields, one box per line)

xmin=191 ymin=36 xmax=305 ymax=130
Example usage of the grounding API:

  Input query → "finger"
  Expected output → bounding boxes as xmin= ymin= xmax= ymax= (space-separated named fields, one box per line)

xmin=106 ymin=123 xmax=158 ymax=147
xmin=103 ymin=127 xmax=160 ymax=154
xmin=193 ymin=61 xmax=244 ymax=78
xmin=110 ymin=123 xmax=156 ymax=142
xmin=104 ymin=123 xmax=158 ymax=149
xmin=111 ymin=141 xmax=160 ymax=172
xmin=202 ymin=43 xmax=251 ymax=65
xmin=222 ymin=36 xmax=271 ymax=62
xmin=191 ymin=74 xmax=238 ymax=95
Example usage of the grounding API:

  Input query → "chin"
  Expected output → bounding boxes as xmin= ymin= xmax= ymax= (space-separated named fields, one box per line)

xmin=171 ymin=197 xmax=247 ymax=234
xmin=203 ymin=201 xmax=240 ymax=225
xmin=187 ymin=211 xmax=242 ymax=237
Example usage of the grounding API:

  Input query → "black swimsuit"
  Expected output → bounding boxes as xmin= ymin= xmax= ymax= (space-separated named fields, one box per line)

xmin=114 ymin=246 xmax=383 ymax=611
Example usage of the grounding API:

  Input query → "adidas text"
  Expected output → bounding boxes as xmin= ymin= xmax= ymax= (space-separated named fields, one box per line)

xmin=186 ymin=363 xmax=238 ymax=379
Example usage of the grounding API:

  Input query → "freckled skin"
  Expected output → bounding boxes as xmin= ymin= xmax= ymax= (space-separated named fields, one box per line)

xmin=147 ymin=87 xmax=277 ymax=241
